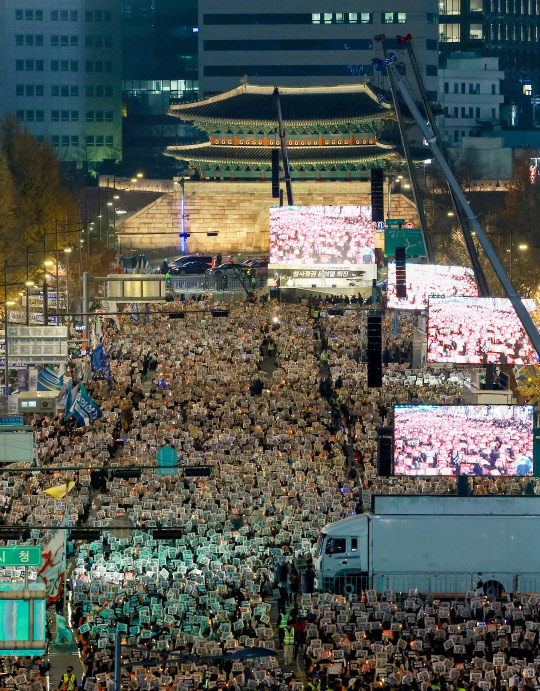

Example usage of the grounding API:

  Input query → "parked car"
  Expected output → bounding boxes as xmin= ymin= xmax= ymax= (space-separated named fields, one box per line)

xmin=169 ymin=255 xmax=213 ymax=269
xmin=171 ymin=261 xmax=213 ymax=275
xmin=205 ymin=263 xmax=249 ymax=276
xmin=242 ymin=259 xmax=269 ymax=268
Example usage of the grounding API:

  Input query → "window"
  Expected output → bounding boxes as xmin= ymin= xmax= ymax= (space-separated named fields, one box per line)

xmin=85 ymin=11 xmax=93 ymax=21
xmin=60 ymin=10 xmax=68 ymax=20
xmin=426 ymin=64 xmax=438 ymax=75
xmin=95 ymin=35 xmax=103 ymax=47
xmin=492 ymin=107 xmax=496 ymax=117
xmin=70 ymin=60 xmax=78 ymax=71
xmin=61 ymin=85 xmax=69 ymax=96
xmin=16 ymin=60 xmax=24 ymax=71
xmin=86 ymin=61 xmax=93 ymax=72
xmin=35 ymin=9 xmax=42 ymax=20
xmin=427 ymin=12 xmax=439 ymax=21
xmin=85 ymin=35 xmax=93 ymax=46
xmin=469 ymin=83 xmax=475 ymax=93
xmin=105 ymin=110 xmax=113 ymax=121
xmin=397 ymin=12 xmax=407 ymax=22
xmin=71 ymin=10 xmax=78 ymax=20
xmin=383 ymin=12 xmax=395 ymax=22
xmin=96 ymin=85 xmax=104 ymax=96
xmin=15 ymin=10 xmax=23 ymax=20
xmin=335 ymin=12 xmax=344 ymax=22
xmin=461 ymin=106 xmax=466 ymax=117
xmin=61 ymin=135 xmax=69 ymax=146
xmin=96 ymin=135 xmax=104 ymax=146
xmin=444 ymin=81 xmax=449 ymax=93
xmin=86 ymin=85 xmax=94 ymax=97
xmin=86 ymin=111 xmax=94 ymax=121
xmin=105 ymin=61 xmax=112 ymax=72
xmin=104 ymin=11 xmax=112 ymax=21
xmin=35 ymin=59 xmax=43 ymax=71
xmin=460 ymin=82 xmax=465 ymax=93
xmin=60 ymin=60 xmax=69 ymax=71
xmin=325 ymin=538 xmax=346 ymax=554
xmin=36 ymin=84 xmax=43 ymax=95
xmin=60 ymin=35 xmax=68 ymax=46
xmin=105 ymin=135 xmax=113 ymax=146
xmin=25 ymin=9 xmax=33 ymax=20
xmin=25 ymin=59 xmax=33 ymax=70
xmin=24 ymin=34 xmax=33 ymax=45
xmin=35 ymin=34 xmax=43 ymax=45
xmin=351 ymin=538 xmax=358 ymax=552
xmin=476 ymin=107 xmax=481 ymax=117
xmin=95 ymin=10 xmax=103 ymax=21
xmin=311 ymin=13 xmax=321 ymax=22
xmin=349 ymin=12 xmax=358 ymax=22
xmin=476 ymin=83 xmax=480 ymax=93
xmin=95 ymin=110 xmax=104 ymax=121
xmin=105 ymin=85 xmax=113 ymax=97
xmin=26 ymin=85 xmax=34 ymax=96
xmin=524 ymin=84 xmax=532 ymax=95
xmin=16 ymin=84 xmax=24 ymax=96
xmin=440 ymin=0 xmax=461 ymax=13
xmin=454 ymin=130 xmax=459 ymax=142
xmin=16 ymin=110 xmax=24 ymax=120
xmin=470 ymin=0 xmax=483 ymax=9
xmin=51 ymin=10 xmax=58 ymax=20
xmin=71 ymin=110 xmax=79 ymax=121
xmin=51 ymin=60 xmax=59 ymax=71
xmin=16 ymin=35 xmax=23 ymax=45
xmin=51 ymin=35 xmax=59 ymax=46
xmin=51 ymin=135 xmax=60 ymax=146
xmin=61 ymin=110 xmax=69 ymax=121
xmin=25 ymin=110 xmax=34 ymax=121
xmin=51 ymin=85 xmax=59 ymax=96
xmin=71 ymin=135 xmax=79 ymax=146
xmin=453 ymin=106 xmax=458 ymax=117
xmin=360 ymin=12 xmax=372 ymax=22
xmin=324 ymin=12 xmax=332 ymax=23
xmin=469 ymin=106 xmax=474 ymax=117
xmin=470 ymin=23 xmax=483 ymax=38
xmin=86 ymin=135 xmax=94 ymax=146
xmin=492 ymin=83 xmax=497 ymax=94
xmin=71 ymin=85 xmax=78 ymax=96
xmin=36 ymin=110 xmax=44 ymax=121
xmin=51 ymin=110 xmax=59 ymax=121
xmin=95 ymin=60 xmax=103 ymax=72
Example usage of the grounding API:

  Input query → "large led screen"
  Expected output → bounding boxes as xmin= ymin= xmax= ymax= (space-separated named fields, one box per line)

xmin=269 ymin=205 xmax=375 ymax=266
xmin=387 ymin=263 xmax=478 ymax=310
xmin=427 ymin=296 xmax=539 ymax=365
xmin=394 ymin=404 xmax=534 ymax=476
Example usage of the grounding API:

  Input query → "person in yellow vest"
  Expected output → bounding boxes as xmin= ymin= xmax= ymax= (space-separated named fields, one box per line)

xmin=284 ymin=623 xmax=295 ymax=665
xmin=278 ymin=609 xmax=289 ymax=649
xmin=58 ymin=666 xmax=77 ymax=690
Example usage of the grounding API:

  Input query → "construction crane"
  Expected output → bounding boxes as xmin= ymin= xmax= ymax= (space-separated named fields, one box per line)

xmin=374 ymin=52 xmax=540 ymax=357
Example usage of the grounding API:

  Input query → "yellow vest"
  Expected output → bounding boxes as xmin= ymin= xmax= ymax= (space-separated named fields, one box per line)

xmin=284 ymin=627 xmax=295 ymax=645
xmin=63 ymin=673 xmax=76 ymax=691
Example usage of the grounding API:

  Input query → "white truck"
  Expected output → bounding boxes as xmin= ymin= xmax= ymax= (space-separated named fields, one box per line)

xmin=314 ymin=495 xmax=540 ymax=596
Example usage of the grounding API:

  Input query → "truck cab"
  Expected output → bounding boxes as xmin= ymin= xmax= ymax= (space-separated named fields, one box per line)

xmin=314 ymin=514 xmax=369 ymax=593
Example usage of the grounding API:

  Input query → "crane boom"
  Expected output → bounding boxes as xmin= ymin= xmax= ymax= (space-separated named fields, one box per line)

xmin=380 ymin=54 xmax=540 ymax=357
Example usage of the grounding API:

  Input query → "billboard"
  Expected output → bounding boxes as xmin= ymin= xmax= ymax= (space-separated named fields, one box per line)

xmin=427 ymin=296 xmax=539 ymax=365
xmin=387 ymin=263 xmax=478 ymax=310
xmin=394 ymin=404 xmax=534 ymax=476
xmin=268 ymin=205 xmax=375 ymax=288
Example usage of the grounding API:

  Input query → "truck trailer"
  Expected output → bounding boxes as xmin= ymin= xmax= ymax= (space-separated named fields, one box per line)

xmin=314 ymin=495 xmax=540 ymax=596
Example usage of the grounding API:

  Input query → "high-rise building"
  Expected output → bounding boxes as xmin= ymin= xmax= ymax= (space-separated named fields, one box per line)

xmin=0 ymin=0 xmax=122 ymax=171
xmin=438 ymin=0 xmax=540 ymax=84
xmin=121 ymin=0 xmax=199 ymax=177
xmin=198 ymin=0 xmax=440 ymax=100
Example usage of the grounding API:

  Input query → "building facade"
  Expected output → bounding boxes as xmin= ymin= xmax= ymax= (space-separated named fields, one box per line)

xmin=197 ymin=0 xmax=440 ymax=101
xmin=0 ymin=0 xmax=122 ymax=170
xmin=438 ymin=54 xmax=504 ymax=143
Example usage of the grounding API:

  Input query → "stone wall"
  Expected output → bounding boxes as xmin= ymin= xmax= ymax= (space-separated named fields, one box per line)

xmin=116 ymin=180 xmax=418 ymax=255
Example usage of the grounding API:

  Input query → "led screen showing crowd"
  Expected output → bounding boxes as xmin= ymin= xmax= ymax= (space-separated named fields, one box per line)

xmin=427 ymin=296 xmax=539 ymax=364
xmin=394 ymin=404 xmax=534 ymax=476
xmin=387 ymin=263 xmax=478 ymax=310
xmin=269 ymin=206 xmax=375 ymax=266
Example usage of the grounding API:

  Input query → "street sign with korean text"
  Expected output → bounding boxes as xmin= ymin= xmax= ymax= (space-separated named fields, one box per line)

xmin=0 ymin=546 xmax=42 ymax=567
xmin=384 ymin=226 xmax=427 ymax=256
xmin=0 ymin=416 xmax=23 ymax=426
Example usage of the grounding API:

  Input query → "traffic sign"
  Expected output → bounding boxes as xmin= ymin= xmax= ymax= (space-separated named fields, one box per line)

xmin=405 ymin=222 xmax=414 ymax=229
xmin=384 ymin=226 xmax=427 ymax=257
xmin=385 ymin=219 xmax=405 ymax=227
xmin=0 ymin=416 xmax=23 ymax=426
xmin=0 ymin=546 xmax=41 ymax=567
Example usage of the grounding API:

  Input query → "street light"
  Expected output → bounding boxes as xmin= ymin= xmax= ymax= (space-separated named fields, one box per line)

xmin=519 ymin=244 xmax=528 ymax=250
xmin=64 ymin=248 xmax=72 ymax=326
xmin=447 ymin=212 xmax=454 ymax=216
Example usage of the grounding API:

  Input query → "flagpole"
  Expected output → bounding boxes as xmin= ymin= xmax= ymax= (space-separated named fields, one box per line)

xmin=63 ymin=485 xmax=69 ymax=617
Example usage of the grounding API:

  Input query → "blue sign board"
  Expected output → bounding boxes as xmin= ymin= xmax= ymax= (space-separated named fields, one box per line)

xmin=0 ymin=416 xmax=24 ymax=426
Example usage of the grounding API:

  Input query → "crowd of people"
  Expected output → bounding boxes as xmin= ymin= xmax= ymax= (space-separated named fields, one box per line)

xmin=1 ymin=297 xmax=539 ymax=690
xmin=269 ymin=207 xmax=375 ymax=266
xmin=427 ymin=298 xmax=538 ymax=365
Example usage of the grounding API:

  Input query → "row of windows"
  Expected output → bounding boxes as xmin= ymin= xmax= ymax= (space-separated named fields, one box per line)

xmin=15 ymin=9 xmax=112 ymax=21
xmin=486 ymin=22 xmax=539 ymax=39
xmin=15 ymin=34 xmax=113 ymax=47
xmin=15 ymin=84 xmax=114 ymax=98
xmin=15 ymin=60 xmax=115 ymax=72
xmin=487 ymin=0 xmax=540 ymax=13
xmin=444 ymin=81 xmax=498 ymax=94
xmin=439 ymin=0 xmax=483 ymax=13
xmin=439 ymin=23 xmax=484 ymax=39
xmin=204 ymin=63 xmax=438 ymax=77
xmin=204 ymin=12 xmax=438 ymax=24
xmin=16 ymin=109 xmax=115 ymax=123
xmin=444 ymin=106 xmax=498 ymax=117
xmin=206 ymin=38 xmax=374 ymax=50
xmin=48 ymin=135 xmax=114 ymax=147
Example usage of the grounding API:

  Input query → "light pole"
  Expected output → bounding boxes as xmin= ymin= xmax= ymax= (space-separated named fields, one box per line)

xmin=64 ymin=248 xmax=71 ymax=328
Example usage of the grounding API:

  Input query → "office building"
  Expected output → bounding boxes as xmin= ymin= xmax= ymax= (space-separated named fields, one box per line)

xmin=438 ymin=54 xmax=504 ymax=143
xmin=198 ymin=0 xmax=440 ymax=100
xmin=0 ymin=0 xmax=122 ymax=170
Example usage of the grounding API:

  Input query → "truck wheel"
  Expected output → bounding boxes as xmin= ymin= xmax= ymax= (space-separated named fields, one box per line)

xmin=483 ymin=580 xmax=503 ymax=597
xmin=335 ymin=577 xmax=356 ymax=595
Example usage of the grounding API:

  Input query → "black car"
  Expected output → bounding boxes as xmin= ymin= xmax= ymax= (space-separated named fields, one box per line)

xmin=171 ymin=261 xmax=212 ymax=275
xmin=205 ymin=263 xmax=249 ymax=276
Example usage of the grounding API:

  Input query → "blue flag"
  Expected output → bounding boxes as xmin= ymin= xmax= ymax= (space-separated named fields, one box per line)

xmin=91 ymin=343 xmax=109 ymax=372
xmin=63 ymin=384 xmax=80 ymax=421
xmin=37 ymin=367 xmax=63 ymax=392
xmin=67 ymin=384 xmax=102 ymax=427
